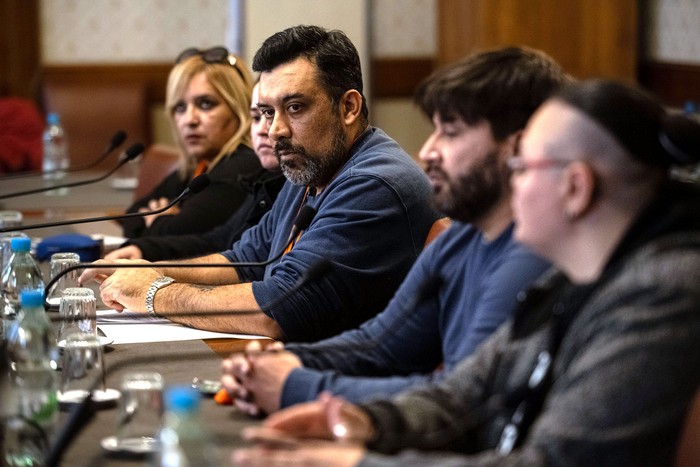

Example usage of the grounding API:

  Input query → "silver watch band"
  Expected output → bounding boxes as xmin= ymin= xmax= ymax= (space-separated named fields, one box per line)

xmin=145 ymin=276 xmax=175 ymax=316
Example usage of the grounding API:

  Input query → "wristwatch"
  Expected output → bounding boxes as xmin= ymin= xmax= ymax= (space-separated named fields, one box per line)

xmin=145 ymin=276 xmax=175 ymax=316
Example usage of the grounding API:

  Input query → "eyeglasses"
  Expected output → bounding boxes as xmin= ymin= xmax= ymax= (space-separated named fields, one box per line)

xmin=175 ymin=47 xmax=245 ymax=80
xmin=506 ymin=156 xmax=573 ymax=174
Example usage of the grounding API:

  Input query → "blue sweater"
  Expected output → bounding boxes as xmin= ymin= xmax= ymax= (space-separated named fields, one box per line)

xmin=280 ymin=222 xmax=550 ymax=406
xmin=222 ymin=128 xmax=440 ymax=342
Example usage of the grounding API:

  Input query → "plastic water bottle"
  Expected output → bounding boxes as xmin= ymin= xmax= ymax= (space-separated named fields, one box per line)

xmin=4 ymin=289 xmax=59 ymax=466
xmin=42 ymin=112 xmax=69 ymax=195
xmin=155 ymin=385 xmax=221 ymax=466
xmin=1 ymin=237 xmax=44 ymax=342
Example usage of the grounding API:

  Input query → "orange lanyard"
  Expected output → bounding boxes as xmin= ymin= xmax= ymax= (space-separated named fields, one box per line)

xmin=192 ymin=160 xmax=209 ymax=178
xmin=283 ymin=187 xmax=311 ymax=255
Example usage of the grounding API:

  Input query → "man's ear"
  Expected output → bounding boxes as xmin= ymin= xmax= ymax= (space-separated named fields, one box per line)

xmin=562 ymin=161 xmax=597 ymax=219
xmin=502 ymin=130 xmax=522 ymax=157
xmin=340 ymin=90 xmax=363 ymax=126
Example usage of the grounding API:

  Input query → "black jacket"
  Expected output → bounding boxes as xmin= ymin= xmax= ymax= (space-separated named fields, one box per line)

xmin=124 ymin=171 xmax=286 ymax=261
xmin=121 ymin=145 xmax=261 ymax=238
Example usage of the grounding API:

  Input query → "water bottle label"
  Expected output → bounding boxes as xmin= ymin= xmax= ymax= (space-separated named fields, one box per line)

xmin=17 ymin=390 xmax=58 ymax=427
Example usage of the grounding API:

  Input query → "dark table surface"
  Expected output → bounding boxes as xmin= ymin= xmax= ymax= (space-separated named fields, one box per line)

xmin=1 ymin=173 xmax=134 ymax=240
xmin=56 ymin=338 xmax=257 ymax=466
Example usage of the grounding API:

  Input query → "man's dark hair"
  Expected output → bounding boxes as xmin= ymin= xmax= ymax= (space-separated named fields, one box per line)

xmin=252 ymin=25 xmax=369 ymax=122
xmin=414 ymin=46 xmax=572 ymax=141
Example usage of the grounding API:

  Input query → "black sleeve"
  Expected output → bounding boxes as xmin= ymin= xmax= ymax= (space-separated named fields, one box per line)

xmin=120 ymin=171 xmax=185 ymax=238
xmin=128 ymin=195 xmax=257 ymax=261
xmin=126 ymin=147 xmax=262 ymax=239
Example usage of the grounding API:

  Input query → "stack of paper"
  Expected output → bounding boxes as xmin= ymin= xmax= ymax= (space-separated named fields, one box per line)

xmin=96 ymin=309 xmax=269 ymax=345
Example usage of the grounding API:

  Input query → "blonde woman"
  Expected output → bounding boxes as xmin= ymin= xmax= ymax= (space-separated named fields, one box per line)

xmin=122 ymin=47 xmax=261 ymax=238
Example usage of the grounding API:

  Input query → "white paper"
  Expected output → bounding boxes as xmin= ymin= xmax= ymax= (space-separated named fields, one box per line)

xmin=96 ymin=309 xmax=270 ymax=345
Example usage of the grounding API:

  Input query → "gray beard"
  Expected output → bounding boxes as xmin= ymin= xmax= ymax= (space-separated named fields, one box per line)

xmin=276 ymin=126 xmax=348 ymax=187
xmin=281 ymin=157 xmax=323 ymax=186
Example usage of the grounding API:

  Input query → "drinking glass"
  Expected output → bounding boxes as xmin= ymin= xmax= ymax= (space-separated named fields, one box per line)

xmin=59 ymin=332 xmax=105 ymax=402
xmin=0 ymin=210 xmax=22 ymax=229
xmin=47 ymin=252 xmax=81 ymax=308
xmin=115 ymin=371 xmax=164 ymax=452
xmin=57 ymin=288 xmax=97 ymax=345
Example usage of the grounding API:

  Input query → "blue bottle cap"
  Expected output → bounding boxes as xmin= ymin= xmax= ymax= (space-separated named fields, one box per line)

xmin=20 ymin=289 xmax=44 ymax=307
xmin=683 ymin=101 xmax=698 ymax=114
xmin=47 ymin=112 xmax=60 ymax=125
xmin=164 ymin=385 xmax=200 ymax=412
xmin=10 ymin=237 xmax=31 ymax=252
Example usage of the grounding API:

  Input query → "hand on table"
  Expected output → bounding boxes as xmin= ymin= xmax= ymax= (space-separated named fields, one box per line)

xmin=232 ymin=429 xmax=365 ymax=466
xmin=221 ymin=340 xmax=302 ymax=416
xmin=78 ymin=258 xmax=161 ymax=312
xmin=232 ymin=392 xmax=372 ymax=466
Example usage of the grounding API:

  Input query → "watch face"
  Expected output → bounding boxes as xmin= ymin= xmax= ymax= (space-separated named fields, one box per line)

xmin=156 ymin=277 xmax=174 ymax=286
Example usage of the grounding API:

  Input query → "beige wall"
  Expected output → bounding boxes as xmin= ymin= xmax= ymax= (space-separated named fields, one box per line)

xmin=38 ymin=0 xmax=700 ymax=157
xmin=645 ymin=0 xmax=700 ymax=64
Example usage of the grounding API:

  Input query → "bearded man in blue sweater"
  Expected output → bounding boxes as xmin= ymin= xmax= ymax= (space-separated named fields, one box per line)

xmin=80 ymin=26 xmax=439 ymax=341
xmin=222 ymin=46 xmax=571 ymax=415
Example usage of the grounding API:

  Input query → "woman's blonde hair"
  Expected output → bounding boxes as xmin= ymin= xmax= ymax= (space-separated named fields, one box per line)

xmin=165 ymin=51 xmax=254 ymax=179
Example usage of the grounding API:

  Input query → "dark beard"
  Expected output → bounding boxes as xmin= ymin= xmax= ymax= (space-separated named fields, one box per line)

xmin=275 ymin=125 xmax=347 ymax=187
xmin=431 ymin=149 xmax=509 ymax=223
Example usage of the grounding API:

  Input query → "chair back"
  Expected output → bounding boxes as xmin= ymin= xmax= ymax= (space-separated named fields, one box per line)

xmin=424 ymin=218 xmax=451 ymax=248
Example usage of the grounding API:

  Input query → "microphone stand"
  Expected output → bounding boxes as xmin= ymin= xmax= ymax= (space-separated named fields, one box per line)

xmin=0 ymin=143 xmax=145 ymax=200
xmin=41 ymin=205 xmax=319 ymax=308
xmin=0 ymin=173 xmax=210 ymax=234
xmin=0 ymin=130 xmax=128 ymax=181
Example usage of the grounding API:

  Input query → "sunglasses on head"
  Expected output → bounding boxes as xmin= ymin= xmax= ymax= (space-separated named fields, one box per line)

xmin=175 ymin=47 xmax=245 ymax=80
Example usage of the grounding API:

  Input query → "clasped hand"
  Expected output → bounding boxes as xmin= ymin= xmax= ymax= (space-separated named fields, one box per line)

xmin=221 ymin=340 xmax=302 ymax=416
xmin=138 ymin=197 xmax=180 ymax=228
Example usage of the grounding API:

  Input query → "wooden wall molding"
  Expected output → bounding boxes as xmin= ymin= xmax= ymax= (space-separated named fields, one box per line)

xmin=41 ymin=59 xmax=433 ymax=105
xmin=40 ymin=63 xmax=172 ymax=106
xmin=371 ymin=58 xmax=435 ymax=99
xmin=34 ymin=58 xmax=431 ymax=171
xmin=638 ymin=61 xmax=700 ymax=107
xmin=0 ymin=0 xmax=40 ymax=98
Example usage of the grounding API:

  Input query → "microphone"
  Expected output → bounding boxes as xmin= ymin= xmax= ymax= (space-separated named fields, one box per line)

xmin=0 ymin=142 xmax=144 ymax=200
xmin=41 ymin=204 xmax=318 ymax=307
xmin=0 ymin=130 xmax=128 ymax=180
xmin=0 ymin=173 xmax=211 ymax=234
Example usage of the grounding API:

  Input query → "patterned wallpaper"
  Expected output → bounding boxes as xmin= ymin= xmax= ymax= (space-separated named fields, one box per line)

xmin=646 ymin=0 xmax=700 ymax=64
xmin=40 ymin=0 xmax=436 ymax=64
xmin=41 ymin=0 xmax=231 ymax=64
xmin=371 ymin=0 xmax=436 ymax=57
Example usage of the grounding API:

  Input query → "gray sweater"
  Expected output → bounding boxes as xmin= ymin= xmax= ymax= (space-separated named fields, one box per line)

xmin=360 ymin=182 xmax=700 ymax=467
